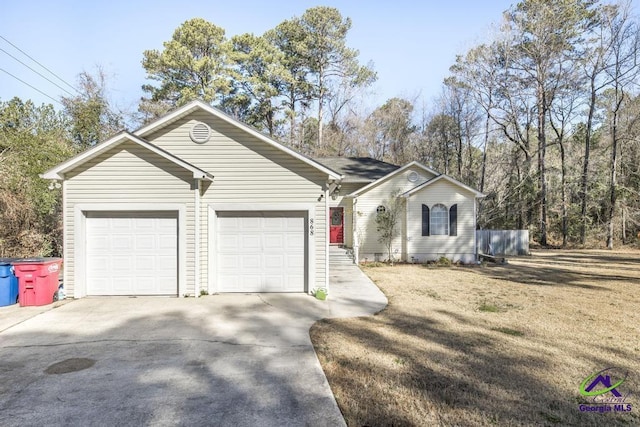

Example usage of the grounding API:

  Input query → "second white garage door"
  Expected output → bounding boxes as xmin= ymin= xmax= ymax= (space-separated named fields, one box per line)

xmin=86 ymin=211 xmax=178 ymax=296
xmin=216 ymin=211 xmax=306 ymax=292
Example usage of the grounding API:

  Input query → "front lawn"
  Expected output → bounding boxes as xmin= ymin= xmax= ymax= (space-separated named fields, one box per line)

xmin=311 ymin=250 xmax=640 ymax=426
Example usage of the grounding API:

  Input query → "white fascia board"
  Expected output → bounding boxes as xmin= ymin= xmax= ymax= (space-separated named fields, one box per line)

xmin=41 ymin=131 xmax=129 ymax=180
xmin=346 ymin=161 xmax=439 ymax=197
xmin=402 ymin=174 xmax=485 ymax=198
xmin=40 ymin=131 xmax=213 ymax=182
xmin=133 ymin=100 xmax=342 ymax=181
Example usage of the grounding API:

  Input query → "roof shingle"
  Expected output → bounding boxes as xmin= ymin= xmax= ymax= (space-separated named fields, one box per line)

xmin=314 ymin=157 xmax=399 ymax=183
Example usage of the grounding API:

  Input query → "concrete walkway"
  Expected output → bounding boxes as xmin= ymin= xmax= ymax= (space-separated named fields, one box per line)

xmin=0 ymin=265 xmax=386 ymax=427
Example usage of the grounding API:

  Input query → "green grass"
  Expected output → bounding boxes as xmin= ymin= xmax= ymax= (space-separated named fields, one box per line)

xmin=478 ymin=301 xmax=502 ymax=312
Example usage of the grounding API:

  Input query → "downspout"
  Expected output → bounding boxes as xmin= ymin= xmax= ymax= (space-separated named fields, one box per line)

xmin=62 ymin=179 xmax=68 ymax=296
xmin=194 ymin=179 xmax=200 ymax=298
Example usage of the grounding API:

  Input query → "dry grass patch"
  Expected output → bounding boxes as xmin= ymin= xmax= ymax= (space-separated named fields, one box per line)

xmin=311 ymin=250 xmax=640 ymax=426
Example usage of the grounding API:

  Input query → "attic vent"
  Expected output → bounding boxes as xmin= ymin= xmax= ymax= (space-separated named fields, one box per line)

xmin=407 ymin=171 xmax=419 ymax=182
xmin=190 ymin=122 xmax=211 ymax=144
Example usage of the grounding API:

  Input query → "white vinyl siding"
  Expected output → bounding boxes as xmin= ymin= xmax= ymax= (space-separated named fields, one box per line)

xmin=355 ymin=166 xmax=436 ymax=261
xmin=145 ymin=112 xmax=328 ymax=291
xmin=63 ymin=141 xmax=194 ymax=298
xmin=406 ymin=180 xmax=476 ymax=263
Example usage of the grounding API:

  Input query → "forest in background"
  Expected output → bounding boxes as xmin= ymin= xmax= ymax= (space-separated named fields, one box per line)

xmin=1 ymin=0 xmax=639 ymax=257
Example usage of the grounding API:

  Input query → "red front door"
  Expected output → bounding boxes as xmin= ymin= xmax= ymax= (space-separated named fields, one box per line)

xmin=329 ymin=207 xmax=344 ymax=244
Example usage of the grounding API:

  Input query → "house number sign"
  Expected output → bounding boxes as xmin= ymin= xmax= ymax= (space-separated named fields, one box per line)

xmin=309 ymin=218 xmax=314 ymax=236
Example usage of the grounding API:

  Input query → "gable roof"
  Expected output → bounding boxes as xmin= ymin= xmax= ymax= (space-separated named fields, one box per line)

xmin=314 ymin=157 xmax=399 ymax=183
xmin=41 ymin=132 xmax=214 ymax=181
xmin=134 ymin=100 xmax=342 ymax=180
xmin=401 ymin=174 xmax=485 ymax=198
xmin=347 ymin=161 xmax=440 ymax=197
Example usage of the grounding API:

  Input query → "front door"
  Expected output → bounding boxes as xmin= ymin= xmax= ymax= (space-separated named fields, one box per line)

xmin=329 ymin=207 xmax=344 ymax=244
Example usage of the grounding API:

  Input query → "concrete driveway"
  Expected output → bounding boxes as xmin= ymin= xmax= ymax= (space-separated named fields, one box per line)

xmin=0 ymin=265 xmax=386 ymax=426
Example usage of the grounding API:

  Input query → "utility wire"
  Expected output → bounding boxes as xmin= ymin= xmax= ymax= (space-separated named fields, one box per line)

xmin=0 ymin=35 xmax=79 ymax=95
xmin=0 ymin=68 xmax=62 ymax=105
xmin=0 ymin=47 xmax=76 ymax=97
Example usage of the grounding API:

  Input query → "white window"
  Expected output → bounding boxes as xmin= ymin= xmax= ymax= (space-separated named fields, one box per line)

xmin=431 ymin=204 xmax=449 ymax=235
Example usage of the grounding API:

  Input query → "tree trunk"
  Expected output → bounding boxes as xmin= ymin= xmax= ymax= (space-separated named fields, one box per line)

xmin=317 ymin=70 xmax=324 ymax=150
xmin=606 ymin=91 xmax=623 ymax=249
xmin=580 ymin=78 xmax=597 ymax=245
xmin=289 ymin=88 xmax=296 ymax=148
xmin=622 ymin=206 xmax=627 ymax=244
xmin=537 ymin=82 xmax=548 ymax=247
xmin=456 ymin=121 xmax=463 ymax=179
xmin=559 ymin=137 xmax=568 ymax=247
xmin=480 ymin=111 xmax=490 ymax=193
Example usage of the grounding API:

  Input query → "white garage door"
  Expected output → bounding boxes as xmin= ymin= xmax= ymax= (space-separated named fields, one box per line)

xmin=86 ymin=211 xmax=178 ymax=296
xmin=217 ymin=211 xmax=306 ymax=292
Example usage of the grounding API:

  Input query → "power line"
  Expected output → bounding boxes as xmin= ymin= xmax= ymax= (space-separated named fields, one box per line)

xmin=0 ymin=68 xmax=62 ymax=105
xmin=0 ymin=47 xmax=76 ymax=97
xmin=0 ymin=35 xmax=79 ymax=95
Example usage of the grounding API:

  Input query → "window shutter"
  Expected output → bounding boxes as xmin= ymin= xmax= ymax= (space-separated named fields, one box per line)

xmin=449 ymin=204 xmax=457 ymax=236
xmin=422 ymin=204 xmax=430 ymax=236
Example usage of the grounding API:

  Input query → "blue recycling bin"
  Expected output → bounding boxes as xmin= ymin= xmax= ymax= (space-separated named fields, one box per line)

xmin=0 ymin=259 xmax=19 ymax=306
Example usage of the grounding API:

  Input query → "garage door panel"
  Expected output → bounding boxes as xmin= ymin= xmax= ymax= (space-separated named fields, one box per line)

xmin=113 ymin=236 xmax=133 ymax=250
xmin=86 ymin=211 xmax=178 ymax=296
xmin=113 ymin=277 xmax=135 ymax=293
xmin=157 ymin=255 xmax=176 ymax=269
xmin=264 ymin=276 xmax=284 ymax=289
xmin=159 ymin=235 xmax=176 ymax=249
xmin=136 ymin=277 xmax=157 ymax=293
xmin=218 ymin=235 xmax=239 ymax=251
xmin=135 ymin=235 xmax=155 ymax=250
xmin=286 ymin=235 xmax=304 ymax=250
xmin=242 ymin=255 xmax=261 ymax=269
xmin=240 ymin=235 xmax=261 ymax=250
xmin=90 ymin=278 xmax=109 ymax=294
xmin=264 ymin=235 xmax=284 ymax=249
xmin=112 ymin=219 xmax=132 ymax=230
xmin=264 ymin=254 xmax=284 ymax=268
xmin=241 ymin=217 xmax=261 ymax=229
xmin=288 ymin=254 xmax=304 ymax=268
xmin=135 ymin=255 xmax=155 ymax=270
xmin=264 ymin=217 xmax=284 ymax=230
xmin=217 ymin=211 xmax=306 ymax=293
xmin=219 ymin=254 xmax=239 ymax=270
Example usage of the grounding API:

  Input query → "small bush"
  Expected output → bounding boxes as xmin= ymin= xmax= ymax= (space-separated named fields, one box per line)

xmin=422 ymin=256 xmax=454 ymax=268
xmin=436 ymin=256 xmax=452 ymax=267
xmin=362 ymin=261 xmax=386 ymax=268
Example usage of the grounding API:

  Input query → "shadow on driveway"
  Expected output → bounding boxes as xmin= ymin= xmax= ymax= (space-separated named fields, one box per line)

xmin=0 ymin=267 xmax=387 ymax=427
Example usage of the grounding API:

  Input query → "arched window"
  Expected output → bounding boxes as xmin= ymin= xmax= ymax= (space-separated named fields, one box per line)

xmin=431 ymin=204 xmax=449 ymax=235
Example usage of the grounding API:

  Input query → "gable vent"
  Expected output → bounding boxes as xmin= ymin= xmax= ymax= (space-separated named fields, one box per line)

xmin=190 ymin=122 xmax=211 ymax=144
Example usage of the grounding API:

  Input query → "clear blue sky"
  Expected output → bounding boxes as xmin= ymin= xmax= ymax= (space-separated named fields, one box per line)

xmin=0 ymin=0 xmax=515 ymax=113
